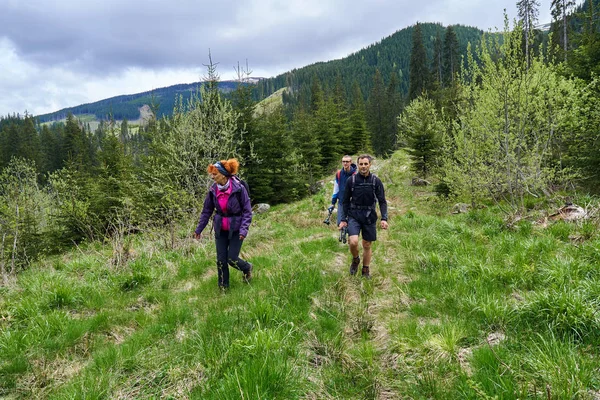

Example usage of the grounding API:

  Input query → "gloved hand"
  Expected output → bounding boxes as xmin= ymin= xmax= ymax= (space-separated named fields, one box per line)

xmin=327 ymin=205 xmax=335 ymax=213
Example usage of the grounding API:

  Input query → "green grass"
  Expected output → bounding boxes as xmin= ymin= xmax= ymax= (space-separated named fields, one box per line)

xmin=2 ymin=150 xmax=600 ymax=398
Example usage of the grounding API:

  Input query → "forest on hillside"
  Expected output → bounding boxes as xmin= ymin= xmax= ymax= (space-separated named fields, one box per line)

xmin=1 ymin=0 xmax=600 ymax=278
xmin=31 ymin=23 xmax=485 ymax=124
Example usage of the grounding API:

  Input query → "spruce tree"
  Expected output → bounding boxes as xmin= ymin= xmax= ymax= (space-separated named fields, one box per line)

xmin=231 ymin=62 xmax=259 ymax=201
xmin=313 ymin=95 xmax=340 ymax=169
xmin=408 ymin=23 xmax=430 ymax=102
xmin=290 ymin=107 xmax=322 ymax=184
xmin=398 ymin=96 xmax=443 ymax=177
xmin=551 ymin=0 xmax=576 ymax=61
xmin=349 ymin=80 xmax=372 ymax=154
xmin=517 ymin=0 xmax=540 ymax=68
xmin=569 ymin=0 xmax=600 ymax=80
xmin=367 ymin=69 xmax=387 ymax=156
xmin=332 ymin=74 xmax=352 ymax=155
xmin=62 ymin=113 xmax=90 ymax=170
xmin=431 ymin=32 xmax=444 ymax=89
xmin=385 ymin=71 xmax=402 ymax=153
xmin=443 ymin=26 xmax=460 ymax=87
xmin=254 ymin=106 xmax=303 ymax=204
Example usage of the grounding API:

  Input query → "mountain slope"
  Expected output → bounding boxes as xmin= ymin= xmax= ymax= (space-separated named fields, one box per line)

xmin=35 ymin=80 xmax=245 ymax=123
xmin=255 ymin=22 xmax=485 ymax=99
xmin=35 ymin=23 xmax=485 ymax=123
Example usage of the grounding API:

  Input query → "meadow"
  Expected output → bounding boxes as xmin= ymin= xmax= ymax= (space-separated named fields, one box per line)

xmin=1 ymin=151 xmax=599 ymax=399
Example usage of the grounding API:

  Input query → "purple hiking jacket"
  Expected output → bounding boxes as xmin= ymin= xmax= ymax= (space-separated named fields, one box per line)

xmin=195 ymin=178 xmax=252 ymax=237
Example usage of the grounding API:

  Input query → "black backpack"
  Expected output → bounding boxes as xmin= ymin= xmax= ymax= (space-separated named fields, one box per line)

xmin=233 ymin=175 xmax=250 ymax=199
xmin=349 ymin=173 xmax=378 ymax=210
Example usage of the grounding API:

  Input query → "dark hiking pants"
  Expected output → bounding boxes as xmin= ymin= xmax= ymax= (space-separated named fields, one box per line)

xmin=215 ymin=230 xmax=251 ymax=288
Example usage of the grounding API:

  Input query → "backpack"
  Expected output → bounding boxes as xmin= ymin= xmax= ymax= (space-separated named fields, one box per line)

xmin=349 ymin=173 xmax=378 ymax=210
xmin=233 ymin=175 xmax=250 ymax=199
xmin=337 ymin=169 xmax=356 ymax=188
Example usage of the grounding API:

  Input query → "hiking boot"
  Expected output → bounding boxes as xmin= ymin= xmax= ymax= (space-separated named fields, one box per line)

xmin=361 ymin=266 xmax=371 ymax=279
xmin=243 ymin=263 xmax=253 ymax=283
xmin=349 ymin=256 xmax=360 ymax=276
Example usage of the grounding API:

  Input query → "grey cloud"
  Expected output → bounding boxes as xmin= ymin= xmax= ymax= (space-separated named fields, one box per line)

xmin=1 ymin=0 xmax=545 ymax=115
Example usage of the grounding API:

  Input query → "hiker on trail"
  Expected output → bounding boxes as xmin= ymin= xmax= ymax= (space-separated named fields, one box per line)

xmin=194 ymin=158 xmax=253 ymax=290
xmin=329 ymin=155 xmax=357 ymax=226
xmin=339 ymin=154 xmax=388 ymax=278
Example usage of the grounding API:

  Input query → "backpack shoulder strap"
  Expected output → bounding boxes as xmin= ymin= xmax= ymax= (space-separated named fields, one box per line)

xmin=337 ymin=170 xmax=341 ymax=181
xmin=371 ymin=174 xmax=378 ymax=207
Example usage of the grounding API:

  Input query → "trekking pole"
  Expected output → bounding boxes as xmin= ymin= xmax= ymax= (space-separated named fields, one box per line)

xmin=323 ymin=205 xmax=334 ymax=225
xmin=339 ymin=226 xmax=348 ymax=244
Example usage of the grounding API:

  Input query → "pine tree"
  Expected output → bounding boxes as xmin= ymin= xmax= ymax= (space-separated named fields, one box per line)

xmin=349 ymin=80 xmax=372 ymax=154
xmin=331 ymin=74 xmax=352 ymax=155
xmin=313 ymin=95 xmax=341 ymax=169
xmin=254 ymin=106 xmax=303 ymax=204
xmin=385 ymin=71 xmax=402 ymax=153
xmin=569 ymin=0 xmax=600 ymax=80
xmin=366 ymin=69 xmax=388 ymax=156
xmin=408 ymin=23 xmax=430 ymax=101
xmin=310 ymin=74 xmax=324 ymax=113
xmin=443 ymin=26 xmax=460 ymax=87
xmin=517 ymin=0 xmax=540 ymax=68
xmin=551 ymin=0 xmax=576 ymax=61
xmin=398 ymin=96 xmax=443 ymax=177
xmin=431 ymin=32 xmax=444 ymax=89
xmin=62 ymin=113 xmax=90 ymax=169
xmin=231 ymin=61 xmax=259 ymax=201
xmin=290 ymin=107 xmax=322 ymax=184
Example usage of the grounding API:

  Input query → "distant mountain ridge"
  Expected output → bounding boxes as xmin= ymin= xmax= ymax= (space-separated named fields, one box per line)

xmin=36 ymin=22 xmax=489 ymax=123
xmin=36 ymin=80 xmax=261 ymax=123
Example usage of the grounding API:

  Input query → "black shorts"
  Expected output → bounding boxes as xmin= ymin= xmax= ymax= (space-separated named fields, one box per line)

xmin=347 ymin=216 xmax=377 ymax=242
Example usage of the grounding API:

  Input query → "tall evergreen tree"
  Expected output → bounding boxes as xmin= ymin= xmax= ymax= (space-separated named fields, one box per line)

xmin=313 ymin=95 xmax=341 ymax=169
xmin=569 ymin=0 xmax=600 ymax=80
xmin=408 ymin=23 xmax=430 ymax=102
xmin=366 ymin=69 xmax=388 ymax=156
xmin=231 ymin=62 xmax=259 ymax=198
xmin=332 ymin=74 xmax=352 ymax=154
xmin=385 ymin=71 xmax=402 ymax=152
xmin=310 ymin=74 xmax=325 ymax=113
xmin=254 ymin=106 xmax=303 ymax=204
xmin=348 ymin=80 xmax=372 ymax=155
xmin=290 ymin=107 xmax=322 ymax=184
xmin=62 ymin=113 xmax=90 ymax=169
xmin=443 ymin=26 xmax=460 ymax=87
xmin=431 ymin=32 xmax=444 ymax=89
xmin=518 ymin=0 xmax=541 ymax=67
xmin=398 ymin=96 xmax=443 ymax=177
xmin=551 ymin=0 xmax=576 ymax=61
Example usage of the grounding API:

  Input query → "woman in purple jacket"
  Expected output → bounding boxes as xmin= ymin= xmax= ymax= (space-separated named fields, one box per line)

xmin=194 ymin=158 xmax=253 ymax=289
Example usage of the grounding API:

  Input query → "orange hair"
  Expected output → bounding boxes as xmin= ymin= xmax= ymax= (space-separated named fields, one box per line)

xmin=206 ymin=158 xmax=240 ymax=175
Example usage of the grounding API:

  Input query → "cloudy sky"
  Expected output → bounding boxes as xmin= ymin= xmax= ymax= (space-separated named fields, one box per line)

xmin=0 ymin=0 xmax=554 ymax=117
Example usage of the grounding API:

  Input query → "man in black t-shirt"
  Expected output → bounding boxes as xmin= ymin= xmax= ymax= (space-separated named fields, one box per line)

xmin=339 ymin=154 xmax=388 ymax=278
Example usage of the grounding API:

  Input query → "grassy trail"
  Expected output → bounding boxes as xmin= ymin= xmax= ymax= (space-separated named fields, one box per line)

xmin=3 ymin=151 xmax=600 ymax=398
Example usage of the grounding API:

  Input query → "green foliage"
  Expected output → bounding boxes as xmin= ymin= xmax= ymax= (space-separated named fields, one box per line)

xmin=439 ymin=22 xmax=581 ymax=210
xmin=140 ymin=63 xmax=240 ymax=226
xmin=252 ymin=106 xmax=305 ymax=204
xmin=3 ymin=153 xmax=600 ymax=398
xmin=0 ymin=158 xmax=46 ymax=280
xmin=398 ymin=96 xmax=444 ymax=177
